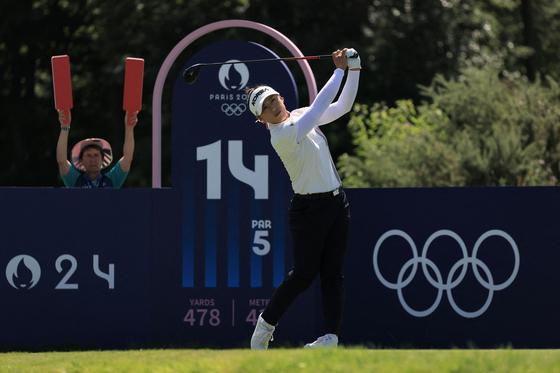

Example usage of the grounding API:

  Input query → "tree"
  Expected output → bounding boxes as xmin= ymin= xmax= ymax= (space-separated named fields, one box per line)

xmin=2 ymin=0 xmax=560 ymax=187
xmin=0 ymin=0 xmax=250 ymax=187
xmin=338 ymin=67 xmax=560 ymax=187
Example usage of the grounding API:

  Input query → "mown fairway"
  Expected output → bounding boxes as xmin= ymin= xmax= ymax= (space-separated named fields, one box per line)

xmin=1 ymin=348 xmax=559 ymax=373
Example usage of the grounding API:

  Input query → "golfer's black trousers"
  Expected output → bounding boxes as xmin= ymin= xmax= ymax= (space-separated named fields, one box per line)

xmin=262 ymin=189 xmax=351 ymax=337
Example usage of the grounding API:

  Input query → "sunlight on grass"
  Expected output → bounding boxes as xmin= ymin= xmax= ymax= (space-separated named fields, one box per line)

xmin=0 ymin=348 xmax=559 ymax=373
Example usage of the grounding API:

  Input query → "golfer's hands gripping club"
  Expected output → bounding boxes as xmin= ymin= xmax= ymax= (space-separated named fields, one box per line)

xmin=345 ymin=48 xmax=361 ymax=70
xmin=332 ymin=48 xmax=361 ymax=71
xmin=332 ymin=49 xmax=348 ymax=70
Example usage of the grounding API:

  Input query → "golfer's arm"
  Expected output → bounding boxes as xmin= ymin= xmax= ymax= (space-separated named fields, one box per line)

xmin=317 ymin=69 xmax=360 ymax=125
xmin=296 ymin=69 xmax=344 ymax=143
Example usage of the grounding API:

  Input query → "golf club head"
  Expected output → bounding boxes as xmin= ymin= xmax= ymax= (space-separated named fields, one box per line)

xmin=183 ymin=66 xmax=201 ymax=84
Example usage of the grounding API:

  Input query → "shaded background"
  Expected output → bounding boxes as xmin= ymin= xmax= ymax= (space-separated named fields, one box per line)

xmin=1 ymin=0 xmax=559 ymax=187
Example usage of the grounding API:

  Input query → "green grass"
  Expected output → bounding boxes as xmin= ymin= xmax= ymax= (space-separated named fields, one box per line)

xmin=0 ymin=348 xmax=559 ymax=373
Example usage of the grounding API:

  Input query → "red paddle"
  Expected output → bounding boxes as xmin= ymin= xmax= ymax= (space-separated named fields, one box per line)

xmin=123 ymin=57 xmax=144 ymax=124
xmin=51 ymin=55 xmax=73 ymax=125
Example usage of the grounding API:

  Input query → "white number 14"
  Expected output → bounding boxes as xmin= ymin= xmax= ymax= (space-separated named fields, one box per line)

xmin=197 ymin=140 xmax=268 ymax=200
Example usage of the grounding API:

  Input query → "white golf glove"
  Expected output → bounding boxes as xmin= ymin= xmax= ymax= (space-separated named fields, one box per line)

xmin=345 ymin=48 xmax=361 ymax=69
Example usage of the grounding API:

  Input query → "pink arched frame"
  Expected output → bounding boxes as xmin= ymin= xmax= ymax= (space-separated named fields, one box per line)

xmin=151 ymin=20 xmax=319 ymax=188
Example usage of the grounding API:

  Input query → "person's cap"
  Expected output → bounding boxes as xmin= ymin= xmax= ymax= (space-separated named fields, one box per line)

xmin=249 ymin=86 xmax=280 ymax=116
xmin=71 ymin=138 xmax=113 ymax=172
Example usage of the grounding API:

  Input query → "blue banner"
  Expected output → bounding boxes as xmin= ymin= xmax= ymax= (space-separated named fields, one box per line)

xmin=0 ymin=189 xmax=152 ymax=349
xmin=172 ymin=40 xmax=298 ymax=290
xmin=1 ymin=185 xmax=560 ymax=348
xmin=343 ymin=187 xmax=560 ymax=348
xmin=164 ymin=40 xmax=316 ymax=346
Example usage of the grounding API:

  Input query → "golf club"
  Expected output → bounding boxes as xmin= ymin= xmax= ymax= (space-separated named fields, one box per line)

xmin=183 ymin=54 xmax=334 ymax=84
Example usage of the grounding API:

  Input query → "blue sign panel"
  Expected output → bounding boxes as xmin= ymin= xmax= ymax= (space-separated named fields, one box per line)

xmin=1 ymin=186 xmax=560 ymax=348
xmin=342 ymin=187 xmax=560 ymax=348
xmin=168 ymin=40 xmax=315 ymax=345
xmin=0 ymin=189 xmax=153 ymax=350
xmin=173 ymin=40 xmax=298 ymax=290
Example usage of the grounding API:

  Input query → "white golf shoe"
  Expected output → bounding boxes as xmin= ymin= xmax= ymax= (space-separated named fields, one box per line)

xmin=250 ymin=314 xmax=275 ymax=350
xmin=304 ymin=334 xmax=338 ymax=349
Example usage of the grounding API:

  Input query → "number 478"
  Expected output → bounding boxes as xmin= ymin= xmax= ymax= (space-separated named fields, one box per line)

xmin=183 ymin=309 xmax=220 ymax=326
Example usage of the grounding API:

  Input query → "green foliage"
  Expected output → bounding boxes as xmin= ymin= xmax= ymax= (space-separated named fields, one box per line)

xmin=1 ymin=0 xmax=560 ymax=186
xmin=339 ymin=100 xmax=459 ymax=188
xmin=338 ymin=67 xmax=560 ymax=187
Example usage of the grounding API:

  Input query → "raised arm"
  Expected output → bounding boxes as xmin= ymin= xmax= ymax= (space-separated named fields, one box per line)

xmin=119 ymin=111 xmax=137 ymax=173
xmin=295 ymin=49 xmax=348 ymax=143
xmin=316 ymin=69 xmax=360 ymax=125
xmin=56 ymin=109 xmax=71 ymax=176
xmin=317 ymin=48 xmax=361 ymax=125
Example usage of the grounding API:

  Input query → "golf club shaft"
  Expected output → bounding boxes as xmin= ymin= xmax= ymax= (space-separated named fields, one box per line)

xmin=183 ymin=54 xmax=336 ymax=84
xmin=190 ymin=55 xmax=333 ymax=69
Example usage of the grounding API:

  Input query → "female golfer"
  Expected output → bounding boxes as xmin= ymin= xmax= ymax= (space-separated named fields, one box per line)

xmin=248 ymin=48 xmax=361 ymax=349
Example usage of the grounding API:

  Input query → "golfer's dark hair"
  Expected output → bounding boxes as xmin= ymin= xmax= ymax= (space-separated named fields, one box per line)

xmin=245 ymin=85 xmax=266 ymax=106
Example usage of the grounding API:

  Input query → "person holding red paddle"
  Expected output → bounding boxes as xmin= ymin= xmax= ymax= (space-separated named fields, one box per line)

xmin=56 ymin=109 xmax=138 ymax=188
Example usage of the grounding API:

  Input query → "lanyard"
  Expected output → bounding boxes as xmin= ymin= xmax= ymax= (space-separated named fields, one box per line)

xmin=83 ymin=174 xmax=103 ymax=188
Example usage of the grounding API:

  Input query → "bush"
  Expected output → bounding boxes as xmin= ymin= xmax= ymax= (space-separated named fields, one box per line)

xmin=338 ymin=67 xmax=560 ymax=187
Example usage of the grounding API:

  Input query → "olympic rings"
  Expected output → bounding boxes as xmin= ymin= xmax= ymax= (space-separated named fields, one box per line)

xmin=373 ymin=229 xmax=520 ymax=318
xmin=221 ymin=103 xmax=246 ymax=116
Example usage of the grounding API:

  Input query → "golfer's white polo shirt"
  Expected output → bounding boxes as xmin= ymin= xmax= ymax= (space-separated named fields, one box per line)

xmin=268 ymin=69 xmax=360 ymax=195
xmin=270 ymin=108 xmax=341 ymax=194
